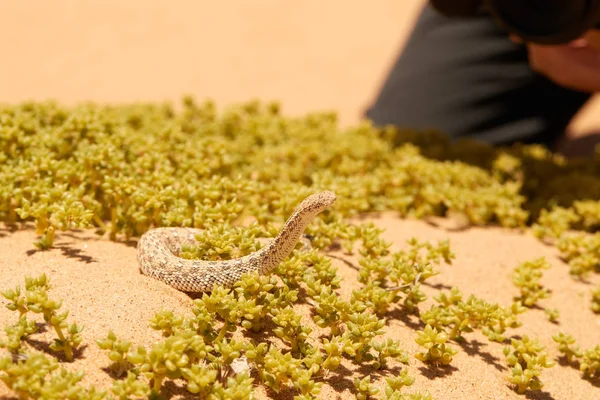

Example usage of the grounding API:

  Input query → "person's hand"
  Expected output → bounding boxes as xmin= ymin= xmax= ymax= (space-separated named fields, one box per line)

xmin=518 ymin=31 xmax=600 ymax=93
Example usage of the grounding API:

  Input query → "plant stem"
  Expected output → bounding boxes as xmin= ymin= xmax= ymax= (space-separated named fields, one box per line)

xmin=215 ymin=324 xmax=228 ymax=343
xmin=52 ymin=324 xmax=73 ymax=361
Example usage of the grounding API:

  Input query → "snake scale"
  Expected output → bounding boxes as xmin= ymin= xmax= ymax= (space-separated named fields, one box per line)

xmin=137 ymin=190 xmax=336 ymax=292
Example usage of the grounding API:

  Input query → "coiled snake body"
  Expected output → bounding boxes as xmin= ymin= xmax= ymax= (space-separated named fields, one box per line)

xmin=137 ymin=191 xmax=336 ymax=292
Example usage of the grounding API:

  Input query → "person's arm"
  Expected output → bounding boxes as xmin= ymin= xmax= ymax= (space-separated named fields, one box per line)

xmin=523 ymin=31 xmax=600 ymax=93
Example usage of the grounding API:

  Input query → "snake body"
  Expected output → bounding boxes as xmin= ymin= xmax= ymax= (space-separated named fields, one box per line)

xmin=137 ymin=191 xmax=336 ymax=292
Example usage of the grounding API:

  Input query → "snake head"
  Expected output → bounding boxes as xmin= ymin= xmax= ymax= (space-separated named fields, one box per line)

xmin=299 ymin=190 xmax=337 ymax=215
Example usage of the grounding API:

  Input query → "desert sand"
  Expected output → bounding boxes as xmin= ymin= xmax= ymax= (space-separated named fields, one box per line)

xmin=1 ymin=1 xmax=600 ymax=400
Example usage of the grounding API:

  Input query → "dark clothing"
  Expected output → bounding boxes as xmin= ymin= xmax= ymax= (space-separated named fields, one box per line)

xmin=365 ymin=5 xmax=592 ymax=149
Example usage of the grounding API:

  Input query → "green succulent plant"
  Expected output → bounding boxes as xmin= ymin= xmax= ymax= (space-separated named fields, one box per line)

xmin=503 ymin=336 xmax=556 ymax=394
xmin=1 ymin=97 xmax=600 ymax=399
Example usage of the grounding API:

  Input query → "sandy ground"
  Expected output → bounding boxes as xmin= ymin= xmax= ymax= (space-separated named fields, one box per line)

xmin=1 ymin=0 xmax=599 ymax=133
xmin=2 ymin=220 xmax=600 ymax=400
xmin=1 ymin=1 xmax=600 ymax=399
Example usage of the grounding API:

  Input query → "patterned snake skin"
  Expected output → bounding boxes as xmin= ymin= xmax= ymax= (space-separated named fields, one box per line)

xmin=137 ymin=191 xmax=336 ymax=292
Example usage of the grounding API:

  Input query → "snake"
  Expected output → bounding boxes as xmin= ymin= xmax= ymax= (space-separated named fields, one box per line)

xmin=137 ymin=190 xmax=337 ymax=292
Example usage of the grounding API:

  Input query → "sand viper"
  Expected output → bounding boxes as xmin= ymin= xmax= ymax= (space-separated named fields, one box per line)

xmin=137 ymin=190 xmax=336 ymax=292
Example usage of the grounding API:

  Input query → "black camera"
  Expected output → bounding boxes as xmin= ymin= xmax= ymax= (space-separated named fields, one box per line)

xmin=430 ymin=0 xmax=600 ymax=45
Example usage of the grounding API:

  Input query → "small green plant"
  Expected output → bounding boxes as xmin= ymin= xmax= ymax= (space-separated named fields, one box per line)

xmin=0 ymin=316 xmax=38 ymax=353
xmin=580 ymin=345 xmax=600 ymax=379
xmin=180 ymin=222 xmax=265 ymax=260
xmin=371 ymin=338 xmax=409 ymax=370
xmin=544 ymin=308 xmax=560 ymax=323
xmin=511 ymin=258 xmax=551 ymax=307
xmin=552 ymin=332 xmax=582 ymax=364
xmin=355 ymin=236 xmax=454 ymax=315
xmin=16 ymin=190 xmax=95 ymax=249
xmin=209 ymin=371 xmax=255 ymax=400
xmin=354 ymin=375 xmax=379 ymax=400
xmin=127 ymin=331 xmax=211 ymax=393
xmin=259 ymin=346 xmax=321 ymax=398
xmin=149 ymin=309 xmax=185 ymax=337
xmin=109 ymin=371 xmax=152 ymax=399
xmin=557 ymin=232 xmax=600 ymax=278
xmin=414 ymin=325 xmax=458 ymax=365
xmin=1 ymin=274 xmax=83 ymax=361
xmin=532 ymin=205 xmax=579 ymax=242
xmin=271 ymin=306 xmax=312 ymax=353
xmin=95 ymin=330 xmax=133 ymax=377
xmin=320 ymin=335 xmax=346 ymax=371
xmin=503 ymin=336 xmax=556 ymax=394
xmin=572 ymin=200 xmax=600 ymax=231
xmin=391 ymin=395 xmax=433 ymax=400
xmin=420 ymin=287 xmax=525 ymax=343
xmin=380 ymin=369 xmax=416 ymax=400
xmin=0 ymin=351 xmax=106 ymax=399
xmin=344 ymin=311 xmax=387 ymax=363
xmin=591 ymin=287 xmax=600 ymax=313
xmin=309 ymin=283 xmax=351 ymax=336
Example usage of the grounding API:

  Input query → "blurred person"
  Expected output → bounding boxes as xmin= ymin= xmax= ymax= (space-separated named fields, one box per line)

xmin=365 ymin=2 xmax=600 ymax=156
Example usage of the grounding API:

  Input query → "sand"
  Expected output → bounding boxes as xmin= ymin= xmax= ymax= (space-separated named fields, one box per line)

xmin=1 ymin=1 xmax=600 ymax=399
xmin=2 ymin=220 xmax=600 ymax=399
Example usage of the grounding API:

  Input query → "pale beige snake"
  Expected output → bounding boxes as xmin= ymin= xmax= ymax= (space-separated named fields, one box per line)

xmin=137 ymin=191 xmax=336 ymax=292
